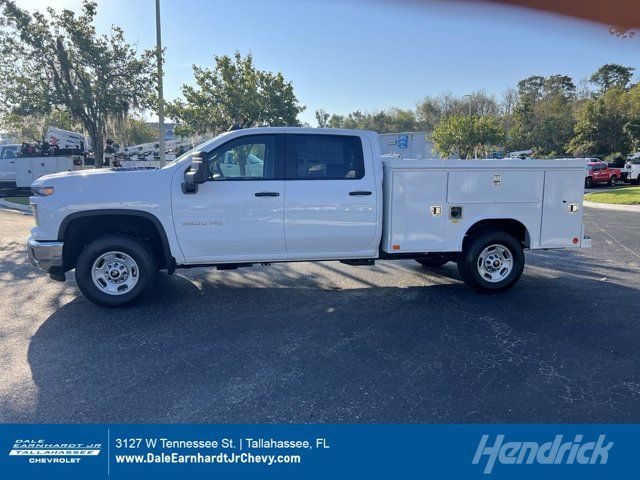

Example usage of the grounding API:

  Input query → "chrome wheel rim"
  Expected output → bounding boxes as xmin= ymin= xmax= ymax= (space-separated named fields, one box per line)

xmin=91 ymin=251 xmax=139 ymax=296
xmin=477 ymin=244 xmax=513 ymax=283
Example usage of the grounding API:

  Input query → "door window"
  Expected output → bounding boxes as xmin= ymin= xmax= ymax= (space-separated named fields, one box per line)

xmin=1 ymin=146 xmax=17 ymax=159
xmin=208 ymin=135 xmax=277 ymax=180
xmin=290 ymin=135 xmax=364 ymax=180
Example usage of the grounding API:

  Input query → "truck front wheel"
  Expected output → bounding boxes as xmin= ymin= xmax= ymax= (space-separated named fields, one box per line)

xmin=585 ymin=177 xmax=593 ymax=188
xmin=457 ymin=231 xmax=524 ymax=292
xmin=75 ymin=234 xmax=157 ymax=307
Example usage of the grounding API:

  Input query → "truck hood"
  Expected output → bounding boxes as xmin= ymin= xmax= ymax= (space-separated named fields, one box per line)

xmin=31 ymin=166 xmax=162 ymax=187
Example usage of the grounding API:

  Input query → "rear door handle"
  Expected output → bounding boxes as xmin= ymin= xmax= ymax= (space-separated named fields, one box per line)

xmin=255 ymin=191 xmax=280 ymax=197
xmin=349 ymin=191 xmax=372 ymax=196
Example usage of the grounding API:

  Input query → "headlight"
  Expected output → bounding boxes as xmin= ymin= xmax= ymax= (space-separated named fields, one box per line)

xmin=32 ymin=186 xmax=55 ymax=196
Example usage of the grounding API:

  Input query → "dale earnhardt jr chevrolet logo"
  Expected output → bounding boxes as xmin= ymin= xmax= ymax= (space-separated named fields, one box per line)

xmin=181 ymin=221 xmax=223 ymax=226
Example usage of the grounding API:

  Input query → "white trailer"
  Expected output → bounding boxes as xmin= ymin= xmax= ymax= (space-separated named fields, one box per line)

xmin=379 ymin=132 xmax=436 ymax=159
xmin=44 ymin=126 xmax=90 ymax=152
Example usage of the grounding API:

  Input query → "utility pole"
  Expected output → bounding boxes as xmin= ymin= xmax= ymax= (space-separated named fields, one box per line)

xmin=463 ymin=94 xmax=476 ymax=158
xmin=155 ymin=0 xmax=166 ymax=167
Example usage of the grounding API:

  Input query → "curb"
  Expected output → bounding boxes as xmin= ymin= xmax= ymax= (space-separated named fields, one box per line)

xmin=584 ymin=200 xmax=640 ymax=212
xmin=0 ymin=198 xmax=32 ymax=214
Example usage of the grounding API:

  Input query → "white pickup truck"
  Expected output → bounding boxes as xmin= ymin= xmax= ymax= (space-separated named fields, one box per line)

xmin=625 ymin=152 xmax=640 ymax=184
xmin=27 ymin=127 xmax=591 ymax=307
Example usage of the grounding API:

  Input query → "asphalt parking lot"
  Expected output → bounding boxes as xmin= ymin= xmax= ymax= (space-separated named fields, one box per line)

xmin=0 ymin=206 xmax=639 ymax=423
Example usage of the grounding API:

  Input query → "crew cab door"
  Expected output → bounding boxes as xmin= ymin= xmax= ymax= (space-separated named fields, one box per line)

xmin=172 ymin=134 xmax=286 ymax=262
xmin=593 ymin=163 xmax=607 ymax=182
xmin=283 ymin=133 xmax=378 ymax=256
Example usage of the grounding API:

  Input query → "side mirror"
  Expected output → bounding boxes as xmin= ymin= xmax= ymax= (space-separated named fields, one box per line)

xmin=182 ymin=151 xmax=209 ymax=193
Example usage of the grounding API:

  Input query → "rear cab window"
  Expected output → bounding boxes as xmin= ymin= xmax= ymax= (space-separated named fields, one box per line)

xmin=288 ymin=134 xmax=365 ymax=180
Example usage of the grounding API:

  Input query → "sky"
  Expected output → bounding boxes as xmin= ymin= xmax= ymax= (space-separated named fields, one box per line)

xmin=13 ymin=0 xmax=640 ymax=125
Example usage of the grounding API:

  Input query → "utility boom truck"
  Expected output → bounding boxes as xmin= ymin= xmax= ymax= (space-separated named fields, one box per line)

xmin=27 ymin=128 xmax=591 ymax=307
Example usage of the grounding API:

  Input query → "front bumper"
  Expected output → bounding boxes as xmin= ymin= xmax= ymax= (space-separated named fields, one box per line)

xmin=27 ymin=236 xmax=64 ymax=279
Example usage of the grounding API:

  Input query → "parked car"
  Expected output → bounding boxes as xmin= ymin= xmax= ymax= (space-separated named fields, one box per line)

xmin=27 ymin=127 xmax=591 ymax=307
xmin=585 ymin=161 xmax=621 ymax=188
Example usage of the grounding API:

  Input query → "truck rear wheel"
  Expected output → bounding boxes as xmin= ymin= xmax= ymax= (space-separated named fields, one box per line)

xmin=75 ymin=234 xmax=157 ymax=307
xmin=415 ymin=254 xmax=450 ymax=268
xmin=457 ymin=231 xmax=524 ymax=292
xmin=608 ymin=175 xmax=617 ymax=186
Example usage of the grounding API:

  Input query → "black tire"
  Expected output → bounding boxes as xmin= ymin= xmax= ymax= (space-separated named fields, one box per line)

xmin=585 ymin=177 xmax=593 ymax=188
xmin=608 ymin=175 xmax=617 ymax=187
xmin=457 ymin=231 xmax=524 ymax=292
xmin=415 ymin=255 xmax=450 ymax=268
xmin=75 ymin=234 xmax=157 ymax=307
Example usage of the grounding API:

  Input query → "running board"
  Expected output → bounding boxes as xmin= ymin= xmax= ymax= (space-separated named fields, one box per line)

xmin=340 ymin=259 xmax=375 ymax=266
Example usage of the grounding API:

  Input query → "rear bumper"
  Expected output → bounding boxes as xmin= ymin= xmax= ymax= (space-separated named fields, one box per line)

xmin=27 ymin=236 xmax=64 ymax=276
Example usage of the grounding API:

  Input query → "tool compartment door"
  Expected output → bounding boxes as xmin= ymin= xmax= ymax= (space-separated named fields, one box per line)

xmin=385 ymin=170 xmax=448 ymax=252
xmin=540 ymin=170 xmax=584 ymax=247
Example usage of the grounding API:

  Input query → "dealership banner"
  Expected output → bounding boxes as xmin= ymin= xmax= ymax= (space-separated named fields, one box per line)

xmin=0 ymin=424 xmax=633 ymax=479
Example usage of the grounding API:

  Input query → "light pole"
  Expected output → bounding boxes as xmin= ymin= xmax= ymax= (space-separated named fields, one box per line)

xmin=155 ymin=0 xmax=166 ymax=167
xmin=463 ymin=94 xmax=475 ymax=158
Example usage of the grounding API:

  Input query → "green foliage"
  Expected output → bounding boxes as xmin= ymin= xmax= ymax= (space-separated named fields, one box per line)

xmin=316 ymin=107 xmax=418 ymax=133
xmin=584 ymin=187 xmax=640 ymax=205
xmin=590 ymin=64 xmax=635 ymax=92
xmin=114 ymin=117 xmax=158 ymax=146
xmin=416 ymin=90 xmax=498 ymax=133
xmin=167 ymin=51 xmax=304 ymax=135
xmin=318 ymin=63 xmax=639 ymax=158
xmin=0 ymin=0 xmax=157 ymax=166
xmin=506 ymin=74 xmax=576 ymax=155
xmin=431 ymin=115 xmax=503 ymax=159
xmin=567 ymin=85 xmax=640 ymax=155
xmin=1 ymin=109 xmax=77 ymax=142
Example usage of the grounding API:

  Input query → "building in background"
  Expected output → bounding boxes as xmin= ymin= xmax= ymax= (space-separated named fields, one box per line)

xmin=378 ymin=132 xmax=436 ymax=159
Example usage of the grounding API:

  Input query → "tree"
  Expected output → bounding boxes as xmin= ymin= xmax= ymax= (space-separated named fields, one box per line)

xmin=506 ymin=74 xmax=576 ymax=155
xmin=567 ymin=84 xmax=640 ymax=155
xmin=315 ymin=107 xmax=418 ymax=133
xmin=315 ymin=109 xmax=330 ymax=128
xmin=167 ymin=51 xmax=304 ymax=135
xmin=431 ymin=115 xmax=503 ymax=159
xmin=1 ymin=108 xmax=77 ymax=142
xmin=0 ymin=0 xmax=157 ymax=167
xmin=416 ymin=90 xmax=498 ymax=132
xmin=590 ymin=64 xmax=635 ymax=91
xmin=115 ymin=117 xmax=158 ymax=146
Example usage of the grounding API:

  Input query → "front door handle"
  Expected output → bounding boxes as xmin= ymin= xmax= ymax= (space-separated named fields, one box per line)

xmin=255 ymin=191 xmax=280 ymax=197
xmin=349 ymin=191 xmax=372 ymax=196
